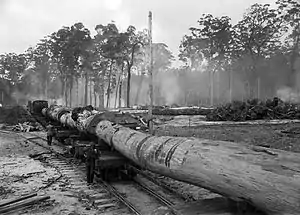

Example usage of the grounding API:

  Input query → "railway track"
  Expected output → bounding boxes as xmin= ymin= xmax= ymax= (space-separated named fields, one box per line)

xmin=15 ymin=132 xmax=183 ymax=215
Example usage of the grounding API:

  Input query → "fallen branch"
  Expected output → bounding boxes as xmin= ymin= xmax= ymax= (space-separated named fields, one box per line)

xmin=38 ymin=174 xmax=63 ymax=191
xmin=13 ymin=171 xmax=46 ymax=182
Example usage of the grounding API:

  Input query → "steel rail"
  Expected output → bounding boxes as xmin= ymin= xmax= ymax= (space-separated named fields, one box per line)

xmin=96 ymin=177 xmax=142 ymax=215
xmin=19 ymin=133 xmax=142 ymax=215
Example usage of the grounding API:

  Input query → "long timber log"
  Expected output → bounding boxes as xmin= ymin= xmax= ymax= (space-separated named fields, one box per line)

xmin=42 ymin=105 xmax=300 ymax=215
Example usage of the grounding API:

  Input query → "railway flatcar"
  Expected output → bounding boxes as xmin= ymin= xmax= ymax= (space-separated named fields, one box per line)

xmin=36 ymin=102 xmax=139 ymax=181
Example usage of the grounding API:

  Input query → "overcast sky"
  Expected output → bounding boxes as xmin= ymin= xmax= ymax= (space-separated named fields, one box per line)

xmin=0 ymin=0 xmax=276 ymax=63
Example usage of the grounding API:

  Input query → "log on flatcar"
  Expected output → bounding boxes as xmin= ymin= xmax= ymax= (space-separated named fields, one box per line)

xmin=42 ymin=105 xmax=300 ymax=215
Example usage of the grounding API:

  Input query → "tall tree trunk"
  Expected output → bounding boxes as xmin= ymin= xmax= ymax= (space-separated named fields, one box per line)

xmin=85 ymin=70 xmax=88 ymax=106
xmin=229 ymin=69 xmax=233 ymax=103
xmin=94 ymin=89 xmax=97 ymax=107
xmin=115 ymin=64 xmax=124 ymax=108
xmin=209 ymin=70 xmax=214 ymax=106
xmin=119 ymin=80 xmax=122 ymax=108
xmin=64 ymin=76 xmax=68 ymax=106
xmin=69 ymin=76 xmax=73 ymax=107
xmin=114 ymin=82 xmax=119 ymax=108
xmin=99 ymin=84 xmax=104 ymax=108
xmin=89 ymin=81 xmax=92 ymax=105
xmin=45 ymin=78 xmax=48 ymax=100
xmin=134 ymin=73 xmax=144 ymax=105
xmin=99 ymin=69 xmax=106 ymax=108
xmin=98 ymin=91 xmax=104 ymax=108
xmin=288 ymin=24 xmax=300 ymax=88
xmin=76 ymin=78 xmax=79 ymax=106
xmin=60 ymin=76 xmax=65 ymax=103
xmin=126 ymin=63 xmax=132 ymax=108
xmin=106 ymin=60 xmax=113 ymax=108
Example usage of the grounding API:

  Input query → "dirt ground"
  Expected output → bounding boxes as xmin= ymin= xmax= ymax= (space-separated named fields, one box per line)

xmin=154 ymin=118 xmax=300 ymax=153
xmin=1 ymin=105 xmax=299 ymax=215
xmin=0 ymin=132 xmax=101 ymax=215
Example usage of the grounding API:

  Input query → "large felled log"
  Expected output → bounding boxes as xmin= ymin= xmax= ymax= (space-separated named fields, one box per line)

xmin=42 ymin=105 xmax=300 ymax=215
xmin=152 ymin=106 xmax=213 ymax=115
xmin=113 ymin=106 xmax=213 ymax=115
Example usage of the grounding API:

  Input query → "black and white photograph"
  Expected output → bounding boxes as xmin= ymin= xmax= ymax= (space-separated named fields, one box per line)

xmin=0 ymin=0 xmax=300 ymax=214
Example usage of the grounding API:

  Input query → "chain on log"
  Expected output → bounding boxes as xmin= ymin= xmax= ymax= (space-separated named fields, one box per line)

xmin=42 ymin=105 xmax=300 ymax=215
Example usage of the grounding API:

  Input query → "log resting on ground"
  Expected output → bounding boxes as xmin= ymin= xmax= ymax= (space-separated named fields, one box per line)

xmin=42 ymin=105 xmax=300 ymax=215
xmin=108 ymin=106 xmax=213 ymax=115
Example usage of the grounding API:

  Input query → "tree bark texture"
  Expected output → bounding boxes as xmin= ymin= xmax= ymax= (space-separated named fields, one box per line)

xmin=135 ymin=74 xmax=144 ymax=105
xmin=69 ymin=77 xmax=73 ymax=107
xmin=43 ymin=106 xmax=300 ymax=215
xmin=106 ymin=61 xmax=113 ymax=108
xmin=94 ymin=90 xmax=97 ymax=107
xmin=119 ymin=80 xmax=122 ymax=108
xmin=85 ymin=71 xmax=88 ymax=106
xmin=42 ymin=105 xmax=300 ymax=215
xmin=89 ymin=81 xmax=92 ymax=105
xmin=126 ymin=65 xmax=132 ymax=107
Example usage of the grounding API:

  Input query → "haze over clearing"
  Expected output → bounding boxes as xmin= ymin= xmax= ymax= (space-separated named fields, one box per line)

xmin=0 ymin=0 xmax=276 ymax=67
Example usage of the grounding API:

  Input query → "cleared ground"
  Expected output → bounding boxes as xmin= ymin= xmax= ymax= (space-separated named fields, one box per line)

xmin=1 ymin=106 xmax=299 ymax=214
xmin=0 ymin=132 xmax=102 ymax=215
xmin=154 ymin=115 xmax=300 ymax=153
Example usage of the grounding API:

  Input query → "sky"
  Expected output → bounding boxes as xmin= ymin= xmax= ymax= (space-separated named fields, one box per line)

xmin=0 ymin=0 xmax=277 ymax=66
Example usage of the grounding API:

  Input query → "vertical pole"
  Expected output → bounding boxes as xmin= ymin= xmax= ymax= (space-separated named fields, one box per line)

xmin=148 ymin=11 xmax=154 ymax=134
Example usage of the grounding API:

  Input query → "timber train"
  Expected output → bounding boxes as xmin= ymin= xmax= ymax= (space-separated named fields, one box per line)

xmin=27 ymin=100 xmax=138 ymax=181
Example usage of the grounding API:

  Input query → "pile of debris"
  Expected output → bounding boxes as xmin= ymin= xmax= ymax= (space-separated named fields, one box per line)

xmin=0 ymin=106 xmax=36 ymax=125
xmin=0 ymin=106 xmax=43 ymax=132
xmin=206 ymin=97 xmax=300 ymax=121
xmin=12 ymin=122 xmax=42 ymax=132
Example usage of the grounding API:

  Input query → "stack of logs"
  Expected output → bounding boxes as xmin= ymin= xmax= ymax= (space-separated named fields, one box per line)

xmin=42 ymin=105 xmax=300 ymax=215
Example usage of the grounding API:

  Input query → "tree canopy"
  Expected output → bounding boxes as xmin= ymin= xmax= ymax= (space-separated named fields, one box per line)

xmin=1 ymin=0 xmax=300 ymax=107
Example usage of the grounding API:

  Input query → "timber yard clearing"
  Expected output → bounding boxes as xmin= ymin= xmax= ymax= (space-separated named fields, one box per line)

xmin=0 ymin=105 xmax=300 ymax=215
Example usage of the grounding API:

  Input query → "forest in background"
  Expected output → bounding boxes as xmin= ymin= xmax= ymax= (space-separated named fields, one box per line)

xmin=0 ymin=0 xmax=299 ymax=108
